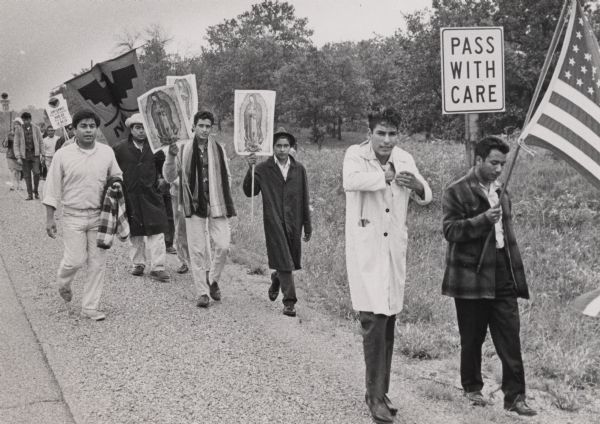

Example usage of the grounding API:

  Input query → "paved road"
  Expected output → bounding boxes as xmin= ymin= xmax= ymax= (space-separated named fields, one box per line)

xmin=1 ymin=156 xmax=598 ymax=424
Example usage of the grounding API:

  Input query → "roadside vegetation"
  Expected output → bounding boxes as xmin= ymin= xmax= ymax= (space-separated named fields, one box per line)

xmin=219 ymin=126 xmax=600 ymax=408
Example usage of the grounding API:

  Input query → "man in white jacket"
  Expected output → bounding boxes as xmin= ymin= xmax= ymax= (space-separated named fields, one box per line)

xmin=343 ymin=107 xmax=432 ymax=423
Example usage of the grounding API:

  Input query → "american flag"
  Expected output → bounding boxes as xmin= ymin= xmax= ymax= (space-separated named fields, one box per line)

xmin=521 ymin=0 xmax=600 ymax=189
xmin=571 ymin=287 xmax=600 ymax=318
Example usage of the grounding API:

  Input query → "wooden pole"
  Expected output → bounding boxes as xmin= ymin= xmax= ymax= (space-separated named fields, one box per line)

xmin=476 ymin=0 xmax=571 ymax=273
xmin=251 ymin=164 xmax=255 ymax=220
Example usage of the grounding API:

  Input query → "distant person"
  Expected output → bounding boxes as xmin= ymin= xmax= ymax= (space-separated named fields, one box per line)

xmin=55 ymin=125 xmax=75 ymax=151
xmin=343 ymin=107 xmax=432 ymax=423
xmin=13 ymin=112 xmax=43 ymax=200
xmin=2 ymin=118 xmax=23 ymax=191
xmin=163 ymin=111 xmax=236 ymax=308
xmin=43 ymin=109 xmax=123 ymax=321
xmin=41 ymin=125 xmax=59 ymax=169
xmin=442 ymin=136 xmax=536 ymax=416
xmin=244 ymin=127 xmax=312 ymax=317
xmin=113 ymin=113 xmax=170 ymax=282
xmin=154 ymin=149 xmax=177 ymax=255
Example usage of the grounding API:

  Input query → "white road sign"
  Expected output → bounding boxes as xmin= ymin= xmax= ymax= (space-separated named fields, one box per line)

xmin=440 ymin=27 xmax=505 ymax=114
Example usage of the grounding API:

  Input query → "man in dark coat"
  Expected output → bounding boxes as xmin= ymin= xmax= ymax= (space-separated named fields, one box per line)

xmin=442 ymin=135 xmax=535 ymax=416
xmin=244 ymin=128 xmax=312 ymax=317
xmin=113 ymin=113 xmax=170 ymax=282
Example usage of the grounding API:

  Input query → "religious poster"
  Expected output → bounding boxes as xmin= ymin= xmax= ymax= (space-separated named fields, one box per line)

xmin=46 ymin=94 xmax=72 ymax=129
xmin=138 ymin=86 xmax=193 ymax=153
xmin=166 ymin=74 xmax=198 ymax=127
xmin=233 ymin=90 xmax=275 ymax=156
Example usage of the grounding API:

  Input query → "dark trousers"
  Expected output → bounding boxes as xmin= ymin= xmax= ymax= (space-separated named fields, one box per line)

xmin=359 ymin=312 xmax=396 ymax=399
xmin=163 ymin=193 xmax=174 ymax=248
xmin=273 ymin=271 xmax=297 ymax=306
xmin=21 ymin=157 xmax=40 ymax=195
xmin=454 ymin=297 xmax=525 ymax=402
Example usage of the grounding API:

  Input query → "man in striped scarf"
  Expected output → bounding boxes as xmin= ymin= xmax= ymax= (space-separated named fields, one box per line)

xmin=163 ymin=111 xmax=236 ymax=308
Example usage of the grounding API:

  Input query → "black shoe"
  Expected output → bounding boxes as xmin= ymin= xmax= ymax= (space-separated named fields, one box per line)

xmin=365 ymin=395 xmax=394 ymax=423
xmin=283 ymin=304 xmax=296 ymax=317
xmin=25 ymin=195 xmax=33 ymax=201
xmin=464 ymin=390 xmax=488 ymax=406
xmin=209 ymin=281 xmax=221 ymax=301
xmin=196 ymin=294 xmax=210 ymax=308
xmin=33 ymin=191 xmax=39 ymax=199
xmin=268 ymin=272 xmax=280 ymax=301
xmin=176 ymin=264 xmax=189 ymax=274
xmin=504 ymin=394 xmax=537 ymax=416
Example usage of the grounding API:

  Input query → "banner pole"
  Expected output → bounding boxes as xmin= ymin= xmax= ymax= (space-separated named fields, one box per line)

xmin=251 ymin=164 xmax=255 ymax=221
xmin=476 ymin=0 xmax=571 ymax=274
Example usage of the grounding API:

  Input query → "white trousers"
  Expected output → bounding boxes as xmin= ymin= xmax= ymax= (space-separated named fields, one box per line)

xmin=129 ymin=233 xmax=166 ymax=271
xmin=57 ymin=208 xmax=106 ymax=311
xmin=186 ymin=215 xmax=230 ymax=297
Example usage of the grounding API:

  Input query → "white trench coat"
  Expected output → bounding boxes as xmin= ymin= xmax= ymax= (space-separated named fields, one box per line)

xmin=343 ymin=140 xmax=432 ymax=316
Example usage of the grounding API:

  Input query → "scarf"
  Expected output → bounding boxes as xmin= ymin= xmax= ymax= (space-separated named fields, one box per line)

xmin=181 ymin=136 xmax=236 ymax=218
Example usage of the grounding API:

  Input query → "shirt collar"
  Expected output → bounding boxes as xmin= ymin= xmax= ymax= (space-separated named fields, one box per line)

xmin=274 ymin=155 xmax=290 ymax=168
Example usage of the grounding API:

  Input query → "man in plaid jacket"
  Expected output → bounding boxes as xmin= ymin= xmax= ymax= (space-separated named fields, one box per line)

xmin=442 ymin=136 xmax=535 ymax=416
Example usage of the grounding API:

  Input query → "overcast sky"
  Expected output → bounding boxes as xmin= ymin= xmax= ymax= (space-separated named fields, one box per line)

xmin=0 ymin=0 xmax=430 ymax=110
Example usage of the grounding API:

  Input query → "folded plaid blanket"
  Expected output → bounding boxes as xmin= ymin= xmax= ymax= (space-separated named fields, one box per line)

xmin=97 ymin=184 xmax=129 ymax=249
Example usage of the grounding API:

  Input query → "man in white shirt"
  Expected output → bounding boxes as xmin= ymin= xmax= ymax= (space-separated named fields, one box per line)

xmin=43 ymin=110 xmax=123 ymax=321
xmin=41 ymin=125 xmax=59 ymax=169
xmin=244 ymin=128 xmax=312 ymax=317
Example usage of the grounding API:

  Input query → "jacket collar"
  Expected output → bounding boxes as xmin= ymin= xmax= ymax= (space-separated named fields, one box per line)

xmin=466 ymin=167 xmax=504 ymax=203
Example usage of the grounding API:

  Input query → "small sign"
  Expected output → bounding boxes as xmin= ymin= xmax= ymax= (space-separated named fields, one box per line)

xmin=233 ymin=90 xmax=275 ymax=156
xmin=440 ymin=27 xmax=505 ymax=114
xmin=46 ymin=94 xmax=72 ymax=128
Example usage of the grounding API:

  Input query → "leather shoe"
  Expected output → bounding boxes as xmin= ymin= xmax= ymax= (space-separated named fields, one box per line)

xmin=58 ymin=286 xmax=72 ymax=302
xmin=196 ymin=294 xmax=210 ymax=308
xmin=268 ymin=272 xmax=280 ymax=301
xmin=209 ymin=281 xmax=221 ymax=301
xmin=34 ymin=191 xmax=39 ymax=199
xmin=131 ymin=264 xmax=145 ymax=276
xmin=166 ymin=246 xmax=177 ymax=255
xmin=504 ymin=394 xmax=537 ymax=416
xmin=283 ymin=304 xmax=296 ymax=317
xmin=365 ymin=395 xmax=394 ymax=423
xmin=464 ymin=390 xmax=487 ymax=406
xmin=25 ymin=195 xmax=33 ymax=201
xmin=81 ymin=309 xmax=106 ymax=321
xmin=176 ymin=264 xmax=189 ymax=274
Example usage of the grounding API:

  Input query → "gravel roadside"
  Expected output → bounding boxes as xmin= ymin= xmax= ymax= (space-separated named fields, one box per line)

xmin=1 ymin=171 xmax=597 ymax=423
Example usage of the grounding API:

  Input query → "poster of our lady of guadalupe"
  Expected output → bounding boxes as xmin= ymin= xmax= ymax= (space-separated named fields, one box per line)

xmin=233 ymin=90 xmax=275 ymax=156
xmin=138 ymin=85 xmax=193 ymax=152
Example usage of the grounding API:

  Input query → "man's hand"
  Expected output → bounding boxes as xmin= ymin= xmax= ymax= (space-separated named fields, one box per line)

xmin=111 ymin=181 xmax=122 ymax=189
xmin=303 ymin=232 xmax=311 ymax=242
xmin=17 ymin=158 xmax=22 ymax=165
xmin=395 ymin=171 xmax=424 ymax=193
xmin=46 ymin=217 xmax=57 ymax=239
xmin=247 ymin=153 xmax=257 ymax=168
xmin=168 ymin=143 xmax=179 ymax=156
xmin=484 ymin=203 xmax=502 ymax=223
xmin=157 ymin=178 xmax=169 ymax=193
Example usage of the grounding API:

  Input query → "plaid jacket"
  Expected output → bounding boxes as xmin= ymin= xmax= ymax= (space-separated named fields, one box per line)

xmin=441 ymin=168 xmax=529 ymax=299
xmin=97 ymin=183 xmax=130 ymax=249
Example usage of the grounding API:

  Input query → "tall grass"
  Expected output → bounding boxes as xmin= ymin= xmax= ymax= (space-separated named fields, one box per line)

xmin=216 ymin=127 xmax=600 ymax=394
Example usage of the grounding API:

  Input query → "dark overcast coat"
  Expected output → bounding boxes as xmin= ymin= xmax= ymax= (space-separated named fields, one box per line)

xmin=113 ymin=139 xmax=168 ymax=237
xmin=243 ymin=156 xmax=312 ymax=272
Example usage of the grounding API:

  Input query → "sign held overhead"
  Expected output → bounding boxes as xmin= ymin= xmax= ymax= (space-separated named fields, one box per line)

xmin=440 ymin=27 xmax=505 ymax=114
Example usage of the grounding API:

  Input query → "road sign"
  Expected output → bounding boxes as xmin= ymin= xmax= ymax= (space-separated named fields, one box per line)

xmin=46 ymin=94 xmax=72 ymax=128
xmin=440 ymin=27 xmax=505 ymax=114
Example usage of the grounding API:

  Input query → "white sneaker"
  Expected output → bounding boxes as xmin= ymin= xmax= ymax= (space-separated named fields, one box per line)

xmin=81 ymin=309 xmax=106 ymax=321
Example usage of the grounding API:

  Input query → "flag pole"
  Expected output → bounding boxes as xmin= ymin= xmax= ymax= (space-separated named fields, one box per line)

xmin=477 ymin=0 xmax=571 ymax=273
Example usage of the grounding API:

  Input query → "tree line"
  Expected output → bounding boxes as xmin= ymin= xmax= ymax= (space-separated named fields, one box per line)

xmin=118 ymin=0 xmax=600 ymax=144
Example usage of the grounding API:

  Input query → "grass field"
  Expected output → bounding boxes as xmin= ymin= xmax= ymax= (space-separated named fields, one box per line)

xmin=217 ymin=126 xmax=600 ymax=407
